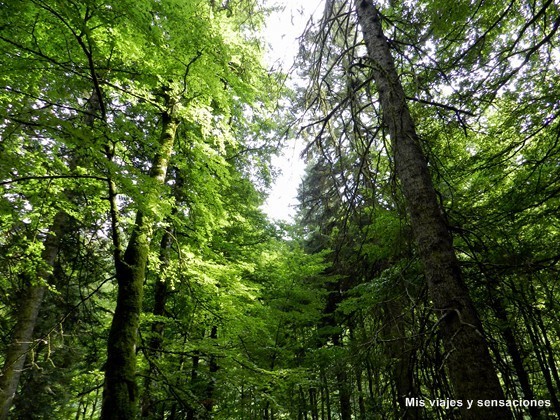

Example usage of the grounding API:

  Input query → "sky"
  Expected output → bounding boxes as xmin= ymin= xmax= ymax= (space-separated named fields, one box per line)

xmin=260 ymin=0 xmax=323 ymax=222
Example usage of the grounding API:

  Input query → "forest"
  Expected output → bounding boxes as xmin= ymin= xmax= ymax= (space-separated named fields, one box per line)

xmin=0 ymin=0 xmax=559 ymax=419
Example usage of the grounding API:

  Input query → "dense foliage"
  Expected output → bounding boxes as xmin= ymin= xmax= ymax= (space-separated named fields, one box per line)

xmin=1 ymin=0 xmax=559 ymax=419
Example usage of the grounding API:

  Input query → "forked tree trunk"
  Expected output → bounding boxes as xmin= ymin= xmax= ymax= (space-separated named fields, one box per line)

xmin=353 ymin=1 xmax=510 ymax=418
xmin=101 ymin=108 xmax=178 ymax=419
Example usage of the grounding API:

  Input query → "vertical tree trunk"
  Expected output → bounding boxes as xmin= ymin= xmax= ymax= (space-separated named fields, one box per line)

xmin=491 ymin=295 xmax=539 ymax=418
xmin=332 ymin=335 xmax=352 ymax=420
xmin=355 ymin=368 xmax=367 ymax=420
xmin=353 ymin=1 xmax=510 ymax=418
xmin=0 ymin=210 xmax=68 ymax=419
xmin=186 ymin=351 xmax=200 ymax=420
xmin=202 ymin=325 xmax=219 ymax=418
xmin=381 ymin=300 xmax=419 ymax=419
xmin=309 ymin=387 xmax=319 ymax=420
xmin=521 ymin=308 xmax=560 ymax=414
xmin=141 ymin=228 xmax=173 ymax=418
xmin=322 ymin=368 xmax=332 ymax=420
xmin=365 ymin=359 xmax=376 ymax=408
xmin=101 ymin=108 xmax=178 ymax=419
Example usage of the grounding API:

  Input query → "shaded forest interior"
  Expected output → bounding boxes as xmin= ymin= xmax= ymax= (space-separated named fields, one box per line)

xmin=1 ymin=0 xmax=559 ymax=418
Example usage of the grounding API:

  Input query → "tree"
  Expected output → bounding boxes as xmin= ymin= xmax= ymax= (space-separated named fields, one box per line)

xmin=296 ymin=0 xmax=559 ymax=417
xmin=1 ymin=0 xmax=280 ymax=417
xmin=2 ymin=0 xmax=559 ymax=417
xmin=352 ymin=2 xmax=509 ymax=417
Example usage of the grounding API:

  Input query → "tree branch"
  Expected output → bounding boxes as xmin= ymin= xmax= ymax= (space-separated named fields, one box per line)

xmin=0 ymin=175 xmax=108 ymax=186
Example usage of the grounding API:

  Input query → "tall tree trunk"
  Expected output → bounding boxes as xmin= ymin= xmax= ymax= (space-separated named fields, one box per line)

xmin=353 ymin=1 xmax=510 ymax=418
xmin=141 ymin=227 xmax=173 ymax=418
xmin=332 ymin=334 xmax=352 ymax=420
xmin=101 ymin=107 xmax=178 ymax=419
xmin=202 ymin=325 xmax=219 ymax=418
xmin=0 ymin=209 xmax=69 ymax=419
xmin=521 ymin=307 xmax=560 ymax=414
xmin=0 ymin=84 xmax=97 ymax=417
xmin=320 ymin=368 xmax=332 ymax=420
xmin=0 ymin=285 xmax=45 ymax=420
xmin=355 ymin=368 xmax=367 ymax=420
xmin=309 ymin=387 xmax=319 ymax=420
xmin=491 ymin=295 xmax=539 ymax=418
xmin=534 ymin=307 xmax=560 ymax=394
xmin=382 ymin=300 xmax=418 ymax=419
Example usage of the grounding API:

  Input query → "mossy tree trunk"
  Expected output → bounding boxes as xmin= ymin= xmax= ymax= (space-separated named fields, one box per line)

xmin=353 ymin=1 xmax=511 ymax=418
xmin=101 ymin=107 xmax=179 ymax=420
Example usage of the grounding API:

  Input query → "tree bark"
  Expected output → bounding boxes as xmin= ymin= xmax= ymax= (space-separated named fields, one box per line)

xmin=355 ymin=367 xmax=367 ymax=420
xmin=353 ymin=1 xmax=510 ymax=418
xmin=521 ymin=307 xmax=560 ymax=414
xmin=101 ymin=108 xmax=178 ymax=419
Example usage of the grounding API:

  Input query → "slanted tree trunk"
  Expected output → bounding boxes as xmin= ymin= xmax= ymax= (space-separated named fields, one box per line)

xmin=0 ymin=284 xmax=46 ymax=420
xmin=0 ymin=190 xmax=73 ymax=419
xmin=101 ymin=105 xmax=179 ymax=419
xmin=0 ymin=84 xmax=101 ymax=418
xmin=521 ymin=306 xmax=560 ymax=414
xmin=353 ymin=1 xmax=510 ymax=418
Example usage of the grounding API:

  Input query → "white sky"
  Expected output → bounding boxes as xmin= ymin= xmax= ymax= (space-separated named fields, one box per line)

xmin=260 ymin=0 xmax=323 ymax=222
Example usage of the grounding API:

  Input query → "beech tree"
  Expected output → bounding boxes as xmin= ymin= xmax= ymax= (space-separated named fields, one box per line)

xmin=1 ymin=0 xmax=282 ymax=417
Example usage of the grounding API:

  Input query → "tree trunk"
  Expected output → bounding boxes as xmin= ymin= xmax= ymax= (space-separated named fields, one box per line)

xmin=355 ymin=368 xmax=367 ymax=420
xmin=202 ymin=326 xmax=219 ymax=418
xmin=0 ymin=284 xmax=45 ymax=420
xmin=382 ymin=300 xmax=419 ymax=419
xmin=141 ymin=227 xmax=173 ymax=418
xmin=522 ymin=307 xmax=560 ymax=414
xmin=101 ymin=108 xmax=178 ymax=419
xmin=309 ymin=387 xmax=319 ymax=420
xmin=0 ymin=210 xmax=68 ymax=419
xmin=320 ymin=368 xmax=332 ymax=420
xmin=353 ymin=1 xmax=510 ymax=418
xmin=491 ymin=295 xmax=539 ymax=418
xmin=332 ymin=334 xmax=351 ymax=420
